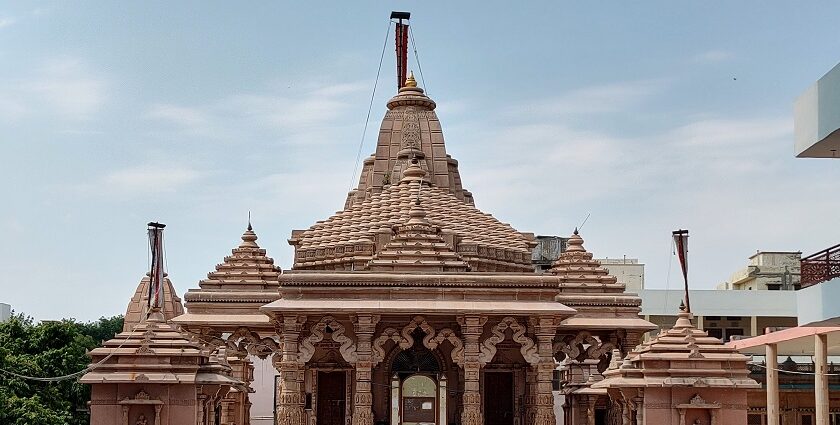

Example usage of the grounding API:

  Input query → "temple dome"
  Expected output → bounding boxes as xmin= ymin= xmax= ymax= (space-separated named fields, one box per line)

xmin=291 ymin=160 xmax=534 ymax=272
xmin=123 ymin=273 xmax=184 ymax=332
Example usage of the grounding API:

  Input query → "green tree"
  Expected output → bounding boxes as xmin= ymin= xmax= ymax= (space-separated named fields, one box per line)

xmin=0 ymin=313 xmax=124 ymax=425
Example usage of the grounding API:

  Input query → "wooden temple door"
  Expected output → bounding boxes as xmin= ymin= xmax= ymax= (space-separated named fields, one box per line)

xmin=317 ymin=371 xmax=346 ymax=425
xmin=484 ymin=371 xmax=514 ymax=425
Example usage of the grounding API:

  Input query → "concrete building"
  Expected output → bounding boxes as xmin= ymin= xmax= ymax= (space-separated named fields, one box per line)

xmin=716 ymin=251 xmax=801 ymax=291
xmin=731 ymin=242 xmax=840 ymax=425
xmin=599 ymin=258 xmax=645 ymax=292
xmin=0 ymin=303 xmax=10 ymax=322
xmin=795 ymin=62 xmax=840 ymax=158
xmin=640 ymin=289 xmax=799 ymax=341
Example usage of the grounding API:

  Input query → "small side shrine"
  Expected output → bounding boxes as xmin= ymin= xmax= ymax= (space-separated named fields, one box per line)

xmin=592 ymin=305 xmax=760 ymax=425
xmin=81 ymin=224 xmax=243 ymax=425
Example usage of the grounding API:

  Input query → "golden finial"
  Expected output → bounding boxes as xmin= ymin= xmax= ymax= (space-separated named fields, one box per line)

xmin=405 ymin=70 xmax=417 ymax=88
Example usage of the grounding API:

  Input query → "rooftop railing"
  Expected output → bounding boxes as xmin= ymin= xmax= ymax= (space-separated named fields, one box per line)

xmin=800 ymin=243 xmax=840 ymax=288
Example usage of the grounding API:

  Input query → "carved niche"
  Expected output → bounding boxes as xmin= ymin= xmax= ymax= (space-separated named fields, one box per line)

xmin=372 ymin=315 xmax=463 ymax=367
xmin=479 ymin=317 xmax=538 ymax=366
xmin=298 ymin=316 xmax=358 ymax=365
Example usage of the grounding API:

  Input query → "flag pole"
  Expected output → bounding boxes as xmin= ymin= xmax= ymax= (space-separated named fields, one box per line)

xmin=672 ymin=229 xmax=691 ymax=314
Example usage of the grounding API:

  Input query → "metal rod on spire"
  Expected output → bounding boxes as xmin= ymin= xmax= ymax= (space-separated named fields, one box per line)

xmin=147 ymin=222 xmax=166 ymax=311
xmin=391 ymin=11 xmax=410 ymax=90
xmin=672 ymin=229 xmax=691 ymax=313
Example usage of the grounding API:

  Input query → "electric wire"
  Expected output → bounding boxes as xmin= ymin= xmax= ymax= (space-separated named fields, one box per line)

xmin=408 ymin=26 xmax=427 ymax=94
xmin=0 ymin=314 xmax=149 ymax=382
xmin=349 ymin=20 xmax=392 ymax=192
xmin=749 ymin=361 xmax=840 ymax=376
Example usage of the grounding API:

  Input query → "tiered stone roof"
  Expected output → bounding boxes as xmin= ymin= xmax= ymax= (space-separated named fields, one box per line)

xmin=81 ymin=309 xmax=240 ymax=386
xmin=198 ymin=224 xmax=282 ymax=291
xmin=291 ymin=161 xmax=534 ymax=272
xmin=593 ymin=309 xmax=760 ymax=389
xmin=367 ymin=195 xmax=470 ymax=272
xmin=123 ymin=275 xmax=184 ymax=332
xmin=549 ymin=229 xmax=618 ymax=285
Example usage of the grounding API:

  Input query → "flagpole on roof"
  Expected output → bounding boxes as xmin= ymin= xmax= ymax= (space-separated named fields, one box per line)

xmin=673 ymin=229 xmax=690 ymax=314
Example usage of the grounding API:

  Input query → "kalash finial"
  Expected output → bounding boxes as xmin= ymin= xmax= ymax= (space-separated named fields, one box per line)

xmin=405 ymin=70 xmax=417 ymax=88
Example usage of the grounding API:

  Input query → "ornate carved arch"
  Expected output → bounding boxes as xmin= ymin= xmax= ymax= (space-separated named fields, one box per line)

xmin=479 ymin=317 xmax=538 ymax=366
xmin=372 ymin=316 xmax=463 ymax=367
xmin=299 ymin=316 xmax=357 ymax=365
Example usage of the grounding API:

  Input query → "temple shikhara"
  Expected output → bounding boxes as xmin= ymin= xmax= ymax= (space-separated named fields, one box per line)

xmin=82 ymin=12 xmax=757 ymax=425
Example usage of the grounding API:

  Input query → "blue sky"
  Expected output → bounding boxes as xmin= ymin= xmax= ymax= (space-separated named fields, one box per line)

xmin=2 ymin=2 xmax=839 ymax=321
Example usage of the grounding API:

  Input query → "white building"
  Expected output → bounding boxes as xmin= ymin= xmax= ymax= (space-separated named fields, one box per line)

xmin=0 ymin=303 xmax=10 ymax=322
xmin=795 ymin=61 xmax=840 ymax=158
xmin=716 ymin=251 xmax=801 ymax=291
xmin=599 ymin=257 xmax=645 ymax=292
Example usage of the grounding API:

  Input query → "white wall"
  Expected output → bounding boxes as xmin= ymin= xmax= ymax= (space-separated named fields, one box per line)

xmin=0 ymin=303 xmax=10 ymax=322
xmin=796 ymin=277 xmax=840 ymax=325
xmin=640 ymin=289 xmax=798 ymax=317
xmin=249 ymin=355 xmax=279 ymax=425
xmin=599 ymin=259 xmax=644 ymax=292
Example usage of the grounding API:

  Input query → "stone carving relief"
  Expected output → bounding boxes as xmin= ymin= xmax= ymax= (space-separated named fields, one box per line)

xmin=372 ymin=316 xmax=463 ymax=367
xmin=226 ymin=327 xmax=281 ymax=360
xmin=298 ymin=316 xmax=357 ymax=365
xmin=553 ymin=331 xmax=615 ymax=362
xmin=479 ymin=317 xmax=538 ymax=366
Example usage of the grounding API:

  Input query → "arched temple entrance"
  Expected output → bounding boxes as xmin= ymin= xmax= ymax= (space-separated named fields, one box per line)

xmin=389 ymin=343 xmax=446 ymax=425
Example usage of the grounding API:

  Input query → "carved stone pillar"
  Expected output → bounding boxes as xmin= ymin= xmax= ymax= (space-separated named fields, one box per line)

xmin=533 ymin=317 xmax=558 ymax=425
xmin=459 ymin=315 xmax=487 ymax=425
xmin=524 ymin=369 xmax=536 ymax=425
xmin=277 ymin=315 xmax=306 ymax=425
xmin=351 ymin=314 xmax=380 ymax=425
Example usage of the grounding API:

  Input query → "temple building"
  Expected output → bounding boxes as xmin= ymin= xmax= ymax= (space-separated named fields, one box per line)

xmin=83 ymin=14 xmax=759 ymax=425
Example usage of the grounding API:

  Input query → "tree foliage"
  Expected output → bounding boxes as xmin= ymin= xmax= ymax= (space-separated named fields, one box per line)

xmin=0 ymin=314 xmax=124 ymax=425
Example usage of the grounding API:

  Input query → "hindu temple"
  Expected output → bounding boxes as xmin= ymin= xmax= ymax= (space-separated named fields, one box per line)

xmin=83 ymin=12 xmax=758 ymax=425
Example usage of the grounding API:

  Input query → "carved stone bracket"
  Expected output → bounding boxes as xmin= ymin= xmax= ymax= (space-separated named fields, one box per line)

xmin=479 ymin=317 xmax=538 ymax=366
xmin=226 ymin=327 xmax=282 ymax=360
xmin=298 ymin=316 xmax=357 ymax=365
xmin=553 ymin=331 xmax=615 ymax=362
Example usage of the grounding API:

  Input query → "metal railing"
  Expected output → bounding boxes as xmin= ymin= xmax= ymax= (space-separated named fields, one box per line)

xmin=801 ymin=243 xmax=840 ymax=288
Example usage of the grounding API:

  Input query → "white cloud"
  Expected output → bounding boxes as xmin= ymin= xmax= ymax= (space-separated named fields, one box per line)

xmin=691 ymin=50 xmax=734 ymax=64
xmin=510 ymin=79 xmax=669 ymax=117
xmin=0 ymin=17 xmax=15 ymax=29
xmin=102 ymin=165 xmax=202 ymax=193
xmin=25 ymin=58 xmax=108 ymax=120
xmin=148 ymin=104 xmax=209 ymax=128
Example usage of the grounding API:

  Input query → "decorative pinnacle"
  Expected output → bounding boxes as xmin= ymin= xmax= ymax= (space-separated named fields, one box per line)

xmin=247 ymin=211 xmax=252 ymax=231
xmin=566 ymin=230 xmax=585 ymax=252
xmin=405 ymin=70 xmax=417 ymax=88
xmin=240 ymin=223 xmax=259 ymax=248
xmin=679 ymin=300 xmax=686 ymax=312
xmin=573 ymin=227 xmax=579 ymax=235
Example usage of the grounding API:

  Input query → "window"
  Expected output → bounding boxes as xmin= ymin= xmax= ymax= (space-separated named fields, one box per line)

xmin=707 ymin=328 xmax=723 ymax=339
xmin=747 ymin=413 xmax=762 ymax=425
xmin=801 ymin=413 xmax=813 ymax=425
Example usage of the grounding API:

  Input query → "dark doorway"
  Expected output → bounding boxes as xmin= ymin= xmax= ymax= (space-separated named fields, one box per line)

xmin=317 ymin=371 xmax=346 ymax=425
xmin=484 ymin=371 xmax=514 ymax=425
